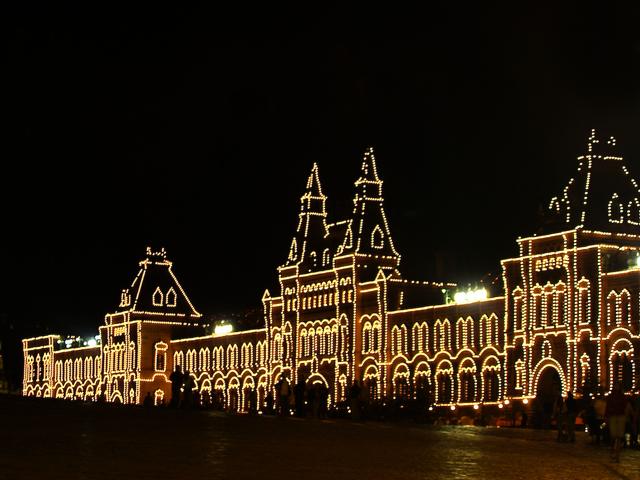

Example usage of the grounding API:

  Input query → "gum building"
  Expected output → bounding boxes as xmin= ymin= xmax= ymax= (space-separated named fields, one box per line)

xmin=22 ymin=131 xmax=640 ymax=411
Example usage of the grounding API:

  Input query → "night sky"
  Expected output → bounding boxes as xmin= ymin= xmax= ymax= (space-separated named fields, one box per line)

xmin=4 ymin=2 xmax=640 ymax=345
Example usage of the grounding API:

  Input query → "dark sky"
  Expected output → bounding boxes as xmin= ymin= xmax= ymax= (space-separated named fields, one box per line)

xmin=4 ymin=2 xmax=640 ymax=338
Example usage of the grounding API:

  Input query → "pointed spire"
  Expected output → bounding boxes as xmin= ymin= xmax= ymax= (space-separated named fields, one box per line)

xmin=345 ymin=147 xmax=400 ymax=273
xmin=357 ymin=146 xmax=381 ymax=184
xmin=304 ymin=163 xmax=324 ymax=197
xmin=300 ymin=163 xmax=327 ymax=215
xmin=355 ymin=147 xmax=383 ymax=200
xmin=282 ymin=163 xmax=329 ymax=269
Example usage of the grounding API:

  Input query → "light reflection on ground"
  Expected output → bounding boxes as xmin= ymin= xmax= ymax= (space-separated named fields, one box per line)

xmin=1 ymin=396 xmax=638 ymax=480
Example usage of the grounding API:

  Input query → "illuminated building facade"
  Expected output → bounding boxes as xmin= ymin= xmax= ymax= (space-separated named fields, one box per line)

xmin=22 ymin=132 xmax=640 ymax=410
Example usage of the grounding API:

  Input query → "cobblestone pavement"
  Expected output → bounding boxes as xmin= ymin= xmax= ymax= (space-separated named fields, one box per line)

xmin=1 ymin=396 xmax=638 ymax=480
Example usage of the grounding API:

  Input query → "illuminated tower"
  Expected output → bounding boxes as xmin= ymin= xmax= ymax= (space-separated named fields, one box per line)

xmin=342 ymin=147 xmax=401 ymax=280
xmin=283 ymin=163 xmax=330 ymax=273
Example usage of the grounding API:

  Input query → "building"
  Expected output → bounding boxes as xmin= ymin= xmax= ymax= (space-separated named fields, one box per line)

xmin=22 ymin=131 xmax=640 ymax=413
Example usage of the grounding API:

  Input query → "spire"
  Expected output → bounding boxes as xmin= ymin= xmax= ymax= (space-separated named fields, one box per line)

xmin=283 ymin=163 xmax=329 ymax=269
xmin=344 ymin=147 xmax=400 ymax=276
xmin=300 ymin=163 xmax=327 ymax=215
xmin=355 ymin=147 xmax=382 ymax=199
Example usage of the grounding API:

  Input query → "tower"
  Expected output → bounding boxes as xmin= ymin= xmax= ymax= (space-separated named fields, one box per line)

xmin=342 ymin=147 xmax=401 ymax=280
xmin=283 ymin=163 xmax=330 ymax=273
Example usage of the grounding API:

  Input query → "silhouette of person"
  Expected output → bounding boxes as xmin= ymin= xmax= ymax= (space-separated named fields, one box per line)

xmin=294 ymin=378 xmax=306 ymax=417
xmin=143 ymin=391 xmax=153 ymax=408
xmin=169 ymin=365 xmax=184 ymax=408
xmin=183 ymin=370 xmax=194 ymax=409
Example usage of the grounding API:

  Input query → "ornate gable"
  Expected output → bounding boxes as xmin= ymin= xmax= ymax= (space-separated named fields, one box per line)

xmin=114 ymin=247 xmax=201 ymax=318
xmin=547 ymin=130 xmax=640 ymax=234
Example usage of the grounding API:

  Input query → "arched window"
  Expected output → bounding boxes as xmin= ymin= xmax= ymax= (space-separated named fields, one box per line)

xmin=513 ymin=288 xmax=524 ymax=331
xmin=580 ymin=354 xmax=590 ymax=387
xmin=515 ymin=359 xmax=524 ymax=390
xmin=152 ymin=287 xmax=164 ymax=306
xmin=627 ymin=198 xmax=640 ymax=225
xmin=362 ymin=322 xmax=372 ymax=353
xmin=300 ymin=329 xmax=307 ymax=357
xmin=618 ymin=290 xmax=631 ymax=326
xmin=532 ymin=285 xmax=542 ymax=327
xmin=606 ymin=291 xmax=617 ymax=326
xmin=458 ymin=362 xmax=476 ymax=403
xmin=371 ymin=225 xmax=384 ymax=249
xmin=555 ymin=282 xmax=565 ymax=325
xmin=608 ymin=193 xmax=624 ymax=224
xmin=372 ymin=320 xmax=381 ymax=353
xmin=577 ymin=278 xmax=590 ymax=325
xmin=322 ymin=248 xmax=330 ymax=266
xmin=155 ymin=342 xmax=168 ymax=372
xmin=166 ymin=287 xmax=177 ymax=307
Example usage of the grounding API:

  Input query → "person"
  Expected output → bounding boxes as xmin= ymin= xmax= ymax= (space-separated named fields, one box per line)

xmin=182 ymin=370 xmax=194 ymax=409
xmin=249 ymin=388 xmax=258 ymax=415
xmin=593 ymin=394 xmax=607 ymax=445
xmin=631 ymin=393 xmax=640 ymax=449
xmin=520 ymin=409 xmax=528 ymax=428
xmin=349 ymin=380 xmax=361 ymax=420
xmin=584 ymin=398 xmax=599 ymax=444
xmin=169 ymin=366 xmax=184 ymax=408
xmin=606 ymin=382 xmax=632 ymax=463
xmin=318 ymin=384 xmax=329 ymax=419
xmin=143 ymin=391 xmax=153 ymax=408
xmin=553 ymin=393 xmax=567 ymax=442
xmin=276 ymin=375 xmax=290 ymax=416
xmin=307 ymin=384 xmax=317 ymax=418
xmin=265 ymin=392 xmax=274 ymax=415
xmin=294 ymin=378 xmax=306 ymax=417
xmin=565 ymin=391 xmax=576 ymax=442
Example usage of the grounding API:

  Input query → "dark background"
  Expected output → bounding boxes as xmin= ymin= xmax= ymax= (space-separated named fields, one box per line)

xmin=3 ymin=2 xmax=640 ymax=385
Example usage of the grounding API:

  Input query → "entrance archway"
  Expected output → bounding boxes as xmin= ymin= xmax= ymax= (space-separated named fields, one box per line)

xmin=534 ymin=366 xmax=562 ymax=428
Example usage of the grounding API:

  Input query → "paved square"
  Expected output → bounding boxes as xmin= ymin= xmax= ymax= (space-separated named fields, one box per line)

xmin=1 ymin=397 xmax=638 ymax=480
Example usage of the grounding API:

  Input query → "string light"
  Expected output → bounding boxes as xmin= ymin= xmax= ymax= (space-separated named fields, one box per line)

xmin=21 ymin=134 xmax=640 ymax=411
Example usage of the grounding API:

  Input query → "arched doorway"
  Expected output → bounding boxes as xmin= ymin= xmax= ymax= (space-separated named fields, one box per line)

xmin=534 ymin=366 xmax=561 ymax=428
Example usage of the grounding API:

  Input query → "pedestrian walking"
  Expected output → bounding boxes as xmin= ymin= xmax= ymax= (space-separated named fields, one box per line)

xmin=565 ymin=391 xmax=576 ymax=442
xmin=182 ymin=370 xmax=194 ymax=409
xmin=606 ymin=382 xmax=632 ymax=463
xmin=553 ymin=393 xmax=567 ymax=442
xmin=294 ymin=378 xmax=306 ymax=417
xmin=276 ymin=375 xmax=290 ymax=416
xmin=169 ymin=365 xmax=184 ymax=408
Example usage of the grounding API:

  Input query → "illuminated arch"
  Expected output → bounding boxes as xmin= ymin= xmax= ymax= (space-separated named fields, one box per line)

xmin=609 ymin=338 xmax=635 ymax=393
xmin=435 ymin=359 xmax=454 ymax=404
xmin=530 ymin=358 xmax=567 ymax=397
xmin=481 ymin=356 xmax=501 ymax=402
xmin=392 ymin=363 xmax=410 ymax=400
xmin=457 ymin=357 xmax=477 ymax=403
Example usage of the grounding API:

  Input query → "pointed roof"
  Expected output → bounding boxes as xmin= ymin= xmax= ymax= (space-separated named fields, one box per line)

xmin=546 ymin=130 xmax=640 ymax=234
xmin=113 ymin=247 xmax=201 ymax=318
xmin=282 ymin=163 xmax=329 ymax=269
xmin=343 ymin=147 xmax=400 ymax=260
xmin=304 ymin=163 xmax=324 ymax=197
xmin=356 ymin=146 xmax=382 ymax=184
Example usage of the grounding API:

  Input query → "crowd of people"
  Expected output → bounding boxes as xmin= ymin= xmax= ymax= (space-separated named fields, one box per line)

xmin=154 ymin=367 xmax=640 ymax=463
xmin=553 ymin=383 xmax=640 ymax=463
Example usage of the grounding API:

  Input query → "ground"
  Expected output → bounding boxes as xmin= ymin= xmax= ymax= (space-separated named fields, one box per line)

xmin=1 ymin=396 xmax=639 ymax=480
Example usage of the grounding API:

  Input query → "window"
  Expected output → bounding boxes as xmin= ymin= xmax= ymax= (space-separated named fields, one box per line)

xmin=166 ymin=287 xmax=177 ymax=307
xmin=371 ymin=225 xmax=384 ymax=249
xmin=155 ymin=343 xmax=167 ymax=372
xmin=152 ymin=287 xmax=164 ymax=306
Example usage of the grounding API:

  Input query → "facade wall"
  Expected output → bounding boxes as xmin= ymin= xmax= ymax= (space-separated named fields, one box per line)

xmin=22 ymin=138 xmax=640 ymax=410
